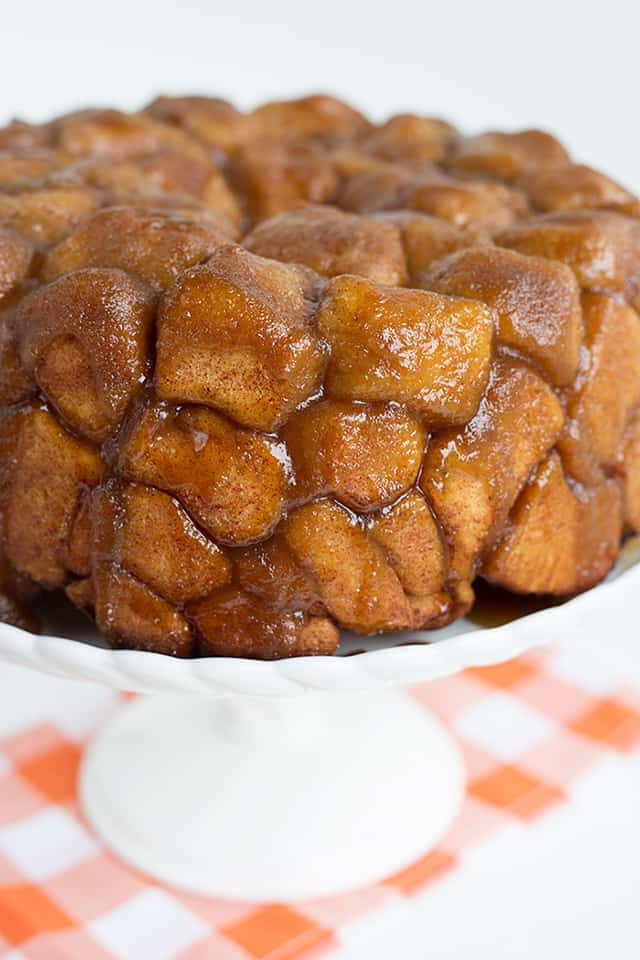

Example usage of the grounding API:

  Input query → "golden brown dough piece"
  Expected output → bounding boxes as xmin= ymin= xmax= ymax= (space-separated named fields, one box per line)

xmin=496 ymin=211 xmax=640 ymax=309
xmin=145 ymin=96 xmax=252 ymax=155
xmin=0 ymin=93 xmax=638 ymax=658
xmin=155 ymin=244 xmax=326 ymax=431
xmin=0 ymin=144 xmax=51 ymax=170
xmin=556 ymin=294 xmax=640 ymax=486
xmin=188 ymin=588 xmax=339 ymax=659
xmin=0 ymin=121 xmax=52 ymax=151
xmin=360 ymin=115 xmax=458 ymax=165
xmin=70 ymin=152 xmax=243 ymax=229
xmin=53 ymin=108 xmax=206 ymax=161
xmin=88 ymin=484 xmax=193 ymax=656
xmin=420 ymin=358 xmax=564 ymax=586
xmin=249 ymin=95 xmax=371 ymax=146
xmin=118 ymin=484 xmax=232 ymax=604
xmin=41 ymin=206 xmax=236 ymax=289
xmin=119 ymin=401 xmax=288 ymax=545
xmin=2 ymin=408 xmax=103 ymax=586
xmin=339 ymin=166 xmax=528 ymax=230
xmin=424 ymin=246 xmax=583 ymax=386
xmin=373 ymin=211 xmax=490 ymax=284
xmin=447 ymin=130 xmax=569 ymax=181
xmin=0 ymin=184 xmax=100 ymax=247
xmin=317 ymin=274 xmax=495 ymax=425
xmin=16 ymin=268 xmax=155 ymax=441
xmin=484 ymin=452 xmax=623 ymax=595
xmin=282 ymin=399 xmax=426 ymax=510
xmin=244 ymin=205 xmax=408 ymax=285
xmin=231 ymin=141 xmax=337 ymax=223
xmin=520 ymin=163 xmax=637 ymax=215
xmin=283 ymin=499 xmax=431 ymax=633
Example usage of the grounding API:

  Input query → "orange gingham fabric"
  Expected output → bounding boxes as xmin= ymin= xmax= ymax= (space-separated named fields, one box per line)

xmin=1 ymin=647 xmax=639 ymax=960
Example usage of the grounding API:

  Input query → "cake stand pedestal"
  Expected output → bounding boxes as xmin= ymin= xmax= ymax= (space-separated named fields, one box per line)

xmin=1 ymin=543 xmax=638 ymax=900
xmin=80 ymin=689 xmax=465 ymax=901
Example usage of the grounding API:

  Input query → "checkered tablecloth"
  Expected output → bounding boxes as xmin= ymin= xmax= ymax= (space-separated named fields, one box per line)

xmin=0 ymin=643 xmax=639 ymax=960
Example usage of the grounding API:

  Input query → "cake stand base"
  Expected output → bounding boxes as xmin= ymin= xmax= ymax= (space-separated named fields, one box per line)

xmin=79 ymin=689 xmax=465 ymax=901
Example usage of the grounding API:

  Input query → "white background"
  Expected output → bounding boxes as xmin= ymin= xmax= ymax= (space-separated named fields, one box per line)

xmin=1 ymin=0 xmax=638 ymax=191
xmin=1 ymin=1 xmax=639 ymax=956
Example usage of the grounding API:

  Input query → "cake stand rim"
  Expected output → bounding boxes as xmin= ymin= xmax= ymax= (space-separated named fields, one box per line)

xmin=1 ymin=553 xmax=638 ymax=696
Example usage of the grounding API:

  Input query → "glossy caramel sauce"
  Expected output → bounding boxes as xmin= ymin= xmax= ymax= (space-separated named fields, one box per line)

xmin=468 ymin=579 xmax=564 ymax=628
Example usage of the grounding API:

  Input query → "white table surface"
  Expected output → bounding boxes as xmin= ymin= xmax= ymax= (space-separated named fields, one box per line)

xmin=333 ymin=757 xmax=640 ymax=959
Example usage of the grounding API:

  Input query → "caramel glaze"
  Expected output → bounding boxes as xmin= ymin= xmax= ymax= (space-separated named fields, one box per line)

xmin=468 ymin=579 xmax=564 ymax=629
xmin=0 ymin=95 xmax=639 ymax=658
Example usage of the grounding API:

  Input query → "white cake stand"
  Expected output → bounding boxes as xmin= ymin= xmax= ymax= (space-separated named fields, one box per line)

xmin=1 ymin=543 xmax=638 ymax=902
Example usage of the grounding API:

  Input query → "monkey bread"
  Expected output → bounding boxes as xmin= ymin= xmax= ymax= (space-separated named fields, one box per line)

xmin=0 ymin=95 xmax=638 ymax=657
